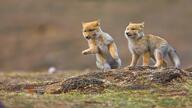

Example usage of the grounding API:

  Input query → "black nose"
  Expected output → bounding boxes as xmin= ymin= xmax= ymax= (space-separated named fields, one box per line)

xmin=126 ymin=32 xmax=131 ymax=36
xmin=85 ymin=36 xmax=91 ymax=39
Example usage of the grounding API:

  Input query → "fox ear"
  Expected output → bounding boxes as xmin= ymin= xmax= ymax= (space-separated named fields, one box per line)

xmin=129 ymin=22 xmax=133 ymax=24
xmin=94 ymin=19 xmax=100 ymax=26
xmin=140 ymin=22 xmax=144 ymax=28
xmin=82 ymin=22 xmax=85 ymax=27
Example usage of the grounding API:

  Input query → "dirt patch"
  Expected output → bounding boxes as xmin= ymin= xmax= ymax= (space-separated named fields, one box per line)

xmin=2 ymin=66 xmax=191 ymax=94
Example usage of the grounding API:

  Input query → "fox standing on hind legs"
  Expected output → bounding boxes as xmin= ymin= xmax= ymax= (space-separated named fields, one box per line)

xmin=124 ymin=22 xmax=181 ymax=68
xmin=81 ymin=20 xmax=121 ymax=70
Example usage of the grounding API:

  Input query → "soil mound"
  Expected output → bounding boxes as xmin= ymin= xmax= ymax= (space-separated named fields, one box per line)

xmin=4 ymin=66 xmax=192 ymax=94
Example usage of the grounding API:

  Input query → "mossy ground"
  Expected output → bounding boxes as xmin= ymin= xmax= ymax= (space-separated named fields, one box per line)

xmin=0 ymin=69 xmax=192 ymax=108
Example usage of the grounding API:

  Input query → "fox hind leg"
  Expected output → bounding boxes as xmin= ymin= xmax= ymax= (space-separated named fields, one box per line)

xmin=142 ymin=52 xmax=150 ymax=66
xmin=108 ymin=42 xmax=121 ymax=68
xmin=154 ymin=49 xmax=165 ymax=67
xmin=162 ymin=60 xmax=168 ymax=67
xmin=96 ymin=53 xmax=111 ymax=70
xmin=151 ymin=54 xmax=167 ymax=68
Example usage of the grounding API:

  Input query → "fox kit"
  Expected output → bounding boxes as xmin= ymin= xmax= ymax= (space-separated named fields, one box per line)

xmin=124 ymin=22 xmax=181 ymax=68
xmin=82 ymin=20 xmax=121 ymax=70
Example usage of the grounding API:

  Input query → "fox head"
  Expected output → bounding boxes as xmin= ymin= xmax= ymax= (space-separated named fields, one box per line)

xmin=82 ymin=20 xmax=101 ymax=40
xmin=125 ymin=22 xmax=144 ymax=40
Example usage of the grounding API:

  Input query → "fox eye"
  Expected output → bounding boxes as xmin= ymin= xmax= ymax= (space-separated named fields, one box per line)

xmin=83 ymin=29 xmax=95 ymax=32
xmin=131 ymin=28 xmax=136 ymax=30
xmin=88 ymin=29 xmax=95 ymax=32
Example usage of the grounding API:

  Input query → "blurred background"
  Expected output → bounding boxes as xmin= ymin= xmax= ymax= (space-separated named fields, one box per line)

xmin=0 ymin=0 xmax=191 ymax=71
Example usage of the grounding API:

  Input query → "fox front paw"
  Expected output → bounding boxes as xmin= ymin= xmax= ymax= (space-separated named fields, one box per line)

xmin=82 ymin=50 xmax=89 ymax=55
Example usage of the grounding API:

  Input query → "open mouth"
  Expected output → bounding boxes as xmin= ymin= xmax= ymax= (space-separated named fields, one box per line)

xmin=127 ymin=34 xmax=133 ymax=37
xmin=126 ymin=33 xmax=133 ymax=37
xmin=126 ymin=32 xmax=138 ymax=38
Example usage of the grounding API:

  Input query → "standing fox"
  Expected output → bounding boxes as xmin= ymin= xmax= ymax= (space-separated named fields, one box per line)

xmin=124 ymin=22 xmax=181 ymax=68
xmin=82 ymin=20 xmax=121 ymax=70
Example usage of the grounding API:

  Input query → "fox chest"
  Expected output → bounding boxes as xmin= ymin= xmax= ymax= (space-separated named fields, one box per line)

xmin=129 ymin=43 xmax=148 ymax=54
xmin=97 ymin=42 xmax=109 ymax=54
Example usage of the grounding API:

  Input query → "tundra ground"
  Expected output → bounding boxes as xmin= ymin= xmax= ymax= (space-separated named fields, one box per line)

xmin=0 ymin=67 xmax=192 ymax=108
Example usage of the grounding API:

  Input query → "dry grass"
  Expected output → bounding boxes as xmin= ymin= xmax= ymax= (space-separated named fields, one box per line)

xmin=1 ymin=67 xmax=192 ymax=108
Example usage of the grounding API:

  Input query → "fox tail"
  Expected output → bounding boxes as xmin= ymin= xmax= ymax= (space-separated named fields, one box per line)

xmin=168 ymin=47 xmax=181 ymax=68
